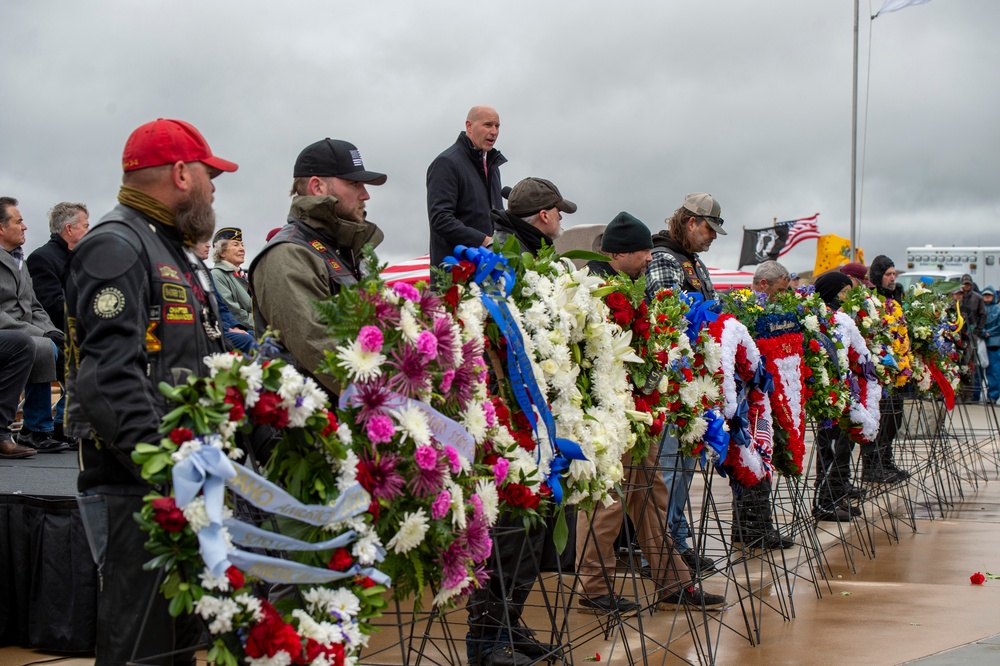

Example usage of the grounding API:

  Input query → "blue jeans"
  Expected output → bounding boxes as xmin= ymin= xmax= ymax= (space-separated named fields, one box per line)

xmin=23 ymin=383 xmax=55 ymax=432
xmin=658 ymin=430 xmax=696 ymax=551
xmin=987 ymin=347 xmax=1000 ymax=402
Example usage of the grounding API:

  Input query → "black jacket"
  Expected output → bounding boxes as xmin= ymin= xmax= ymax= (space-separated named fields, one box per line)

xmin=490 ymin=209 xmax=552 ymax=257
xmin=66 ymin=204 xmax=226 ymax=491
xmin=26 ymin=234 xmax=70 ymax=331
xmin=426 ymin=132 xmax=506 ymax=268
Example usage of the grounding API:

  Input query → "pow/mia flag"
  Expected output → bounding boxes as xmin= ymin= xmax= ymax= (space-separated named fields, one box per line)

xmin=738 ymin=225 xmax=790 ymax=268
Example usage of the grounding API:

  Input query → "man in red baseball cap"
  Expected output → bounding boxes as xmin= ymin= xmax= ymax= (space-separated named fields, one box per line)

xmin=65 ymin=119 xmax=236 ymax=665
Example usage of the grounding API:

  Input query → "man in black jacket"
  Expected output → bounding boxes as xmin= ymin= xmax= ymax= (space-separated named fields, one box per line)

xmin=66 ymin=118 xmax=235 ymax=665
xmin=427 ymin=105 xmax=505 ymax=270
xmin=27 ymin=201 xmax=90 ymax=331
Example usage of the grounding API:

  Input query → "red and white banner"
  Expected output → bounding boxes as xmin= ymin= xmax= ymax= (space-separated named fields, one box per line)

xmin=382 ymin=255 xmax=755 ymax=292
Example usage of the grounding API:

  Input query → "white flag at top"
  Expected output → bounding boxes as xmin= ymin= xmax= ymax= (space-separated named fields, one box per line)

xmin=875 ymin=0 xmax=933 ymax=17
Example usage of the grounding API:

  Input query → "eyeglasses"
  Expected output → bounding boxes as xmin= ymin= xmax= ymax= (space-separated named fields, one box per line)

xmin=697 ymin=215 xmax=724 ymax=228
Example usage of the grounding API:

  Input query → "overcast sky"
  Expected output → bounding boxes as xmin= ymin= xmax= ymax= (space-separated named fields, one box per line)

xmin=3 ymin=0 xmax=997 ymax=275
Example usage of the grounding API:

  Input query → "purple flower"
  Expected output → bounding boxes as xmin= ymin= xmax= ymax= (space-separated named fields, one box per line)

xmin=433 ymin=317 xmax=457 ymax=367
xmin=387 ymin=345 xmax=431 ymax=398
xmin=408 ymin=455 xmax=447 ymax=498
xmin=431 ymin=490 xmax=451 ymax=520
xmin=444 ymin=445 xmax=461 ymax=473
xmin=493 ymin=457 xmax=509 ymax=484
xmin=393 ymin=282 xmax=420 ymax=302
xmin=440 ymin=541 xmax=470 ymax=590
xmin=414 ymin=445 xmax=439 ymax=471
xmin=366 ymin=414 xmax=396 ymax=444
xmin=440 ymin=368 xmax=456 ymax=393
xmin=416 ymin=331 xmax=439 ymax=359
xmin=351 ymin=378 xmax=393 ymax=425
xmin=361 ymin=452 xmax=404 ymax=501
xmin=463 ymin=509 xmax=493 ymax=562
xmin=358 ymin=326 xmax=384 ymax=353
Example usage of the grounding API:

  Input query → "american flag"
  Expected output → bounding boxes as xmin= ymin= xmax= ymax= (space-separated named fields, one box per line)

xmin=776 ymin=213 xmax=820 ymax=257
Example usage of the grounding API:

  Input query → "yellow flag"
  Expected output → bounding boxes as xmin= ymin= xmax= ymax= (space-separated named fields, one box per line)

xmin=813 ymin=234 xmax=859 ymax=275
xmin=856 ymin=248 xmax=865 ymax=265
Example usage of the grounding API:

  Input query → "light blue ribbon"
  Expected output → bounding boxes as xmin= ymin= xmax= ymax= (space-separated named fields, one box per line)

xmin=224 ymin=520 xmax=358 ymax=552
xmin=173 ymin=446 xmax=237 ymax=526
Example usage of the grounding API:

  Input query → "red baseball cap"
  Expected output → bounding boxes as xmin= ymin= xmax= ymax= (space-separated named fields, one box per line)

xmin=122 ymin=118 xmax=238 ymax=173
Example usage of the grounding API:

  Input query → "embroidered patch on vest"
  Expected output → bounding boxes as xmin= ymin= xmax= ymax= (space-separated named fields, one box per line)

xmin=682 ymin=261 xmax=702 ymax=289
xmin=162 ymin=283 xmax=187 ymax=303
xmin=328 ymin=259 xmax=342 ymax=271
xmin=310 ymin=240 xmax=327 ymax=252
xmin=164 ymin=304 xmax=195 ymax=324
xmin=157 ymin=264 xmax=182 ymax=281
xmin=146 ymin=322 xmax=162 ymax=352
xmin=93 ymin=287 xmax=125 ymax=319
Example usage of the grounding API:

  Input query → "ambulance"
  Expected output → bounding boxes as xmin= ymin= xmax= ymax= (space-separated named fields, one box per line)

xmin=900 ymin=246 xmax=1000 ymax=291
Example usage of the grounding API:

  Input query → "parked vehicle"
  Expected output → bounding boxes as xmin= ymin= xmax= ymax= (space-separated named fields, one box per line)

xmin=901 ymin=246 xmax=1000 ymax=290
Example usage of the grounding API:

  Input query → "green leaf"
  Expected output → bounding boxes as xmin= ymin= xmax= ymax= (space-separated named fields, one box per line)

xmin=552 ymin=507 xmax=569 ymax=554
xmin=142 ymin=453 xmax=170 ymax=477
xmin=560 ymin=249 xmax=608 ymax=262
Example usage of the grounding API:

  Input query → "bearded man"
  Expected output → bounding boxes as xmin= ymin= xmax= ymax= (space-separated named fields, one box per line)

xmin=65 ymin=118 xmax=236 ymax=665
xmin=249 ymin=138 xmax=386 ymax=397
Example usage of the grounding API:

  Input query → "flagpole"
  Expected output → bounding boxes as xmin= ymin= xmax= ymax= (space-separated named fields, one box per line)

xmin=850 ymin=0 xmax=859 ymax=261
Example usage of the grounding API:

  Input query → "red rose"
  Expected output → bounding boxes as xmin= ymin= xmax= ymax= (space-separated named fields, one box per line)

xmin=809 ymin=339 xmax=821 ymax=353
xmin=226 ymin=565 xmax=245 ymax=590
xmin=245 ymin=605 xmax=303 ymax=659
xmin=252 ymin=391 xmax=290 ymax=428
xmin=224 ymin=386 xmax=245 ymax=421
xmin=356 ymin=460 xmax=374 ymax=493
xmin=321 ymin=411 xmax=339 ymax=437
xmin=367 ymin=498 xmax=381 ymax=520
xmin=328 ymin=547 xmax=354 ymax=572
xmin=971 ymin=571 xmax=986 ymax=585
xmin=682 ymin=368 xmax=694 ymax=382
xmin=444 ymin=285 xmax=461 ymax=309
xmin=655 ymin=350 xmax=670 ymax=366
xmin=151 ymin=496 xmax=187 ymax=532
xmin=169 ymin=428 xmax=193 ymax=445
xmin=503 ymin=483 xmax=540 ymax=510
xmin=452 ymin=260 xmax=475 ymax=284
xmin=355 ymin=575 xmax=377 ymax=589
xmin=632 ymin=317 xmax=650 ymax=340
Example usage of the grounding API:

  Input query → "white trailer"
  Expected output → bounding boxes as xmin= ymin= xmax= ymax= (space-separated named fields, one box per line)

xmin=901 ymin=246 xmax=1000 ymax=290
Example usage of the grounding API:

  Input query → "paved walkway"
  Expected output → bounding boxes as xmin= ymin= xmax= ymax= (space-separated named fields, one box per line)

xmin=2 ymin=403 xmax=999 ymax=665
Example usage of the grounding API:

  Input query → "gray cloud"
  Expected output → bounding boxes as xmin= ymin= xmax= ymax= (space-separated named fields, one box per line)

xmin=2 ymin=0 xmax=997 ymax=276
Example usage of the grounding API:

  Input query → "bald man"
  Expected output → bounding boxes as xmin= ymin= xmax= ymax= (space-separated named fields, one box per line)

xmin=426 ymin=105 xmax=506 ymax=270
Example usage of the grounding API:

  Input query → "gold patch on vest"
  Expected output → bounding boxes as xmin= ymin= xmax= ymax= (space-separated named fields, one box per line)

xmin=164 ymin=304 xmax=195 ymax=324
xmin=157 ymin=263 xmax=182 ymax=281
xmin=146 ymin=322 xmax=162 ymax=352
xmin=161 ymin=283 xmax=187 ymax=303
xmin=682 ymin=261 xmax=702 ymax=288
xmin=93 ymin=287 xmax=125 ymax=319
xmin=310 ymin=240 xmax=327 ymax=252
xmin=328 ymin=259 xmax=342 ymax=271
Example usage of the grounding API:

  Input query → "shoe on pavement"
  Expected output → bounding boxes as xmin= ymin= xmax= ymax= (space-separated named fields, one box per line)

xmin=578 ymin=594 xmax=639 ymax=616
xmin=681 ymin=547 xmax=717 ymax=573
xmin=658 ymin=585 xmax=727 ymax=611
xmin=477 ymin=645 xmax=534 ymax=666
xmin=17 ymin=429 xmax=70 ymax=453
xmin=0 ymin=437 xmax=35 ymax=459
xmin=760 ymin=528 xmax=795 ymax=550
xmin=813 ymin=505 xmax=852 ymax=522
xmin=509 ymin=626 xmax=560 ymax=662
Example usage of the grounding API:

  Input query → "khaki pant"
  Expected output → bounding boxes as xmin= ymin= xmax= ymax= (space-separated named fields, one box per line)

xmin=576 ymin=445 xmax=691 ymax=598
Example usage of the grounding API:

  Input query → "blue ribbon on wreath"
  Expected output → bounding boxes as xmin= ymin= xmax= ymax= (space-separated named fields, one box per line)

xmin=443 ymin=245 xmax=516 ymax=298
xmin=680 ymin=292 xmax=720 ymax=340
xmin=700 ymin=409 xmax=729 ymax=467
xmin=443 ymin=245 xmax=587 ymax=505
